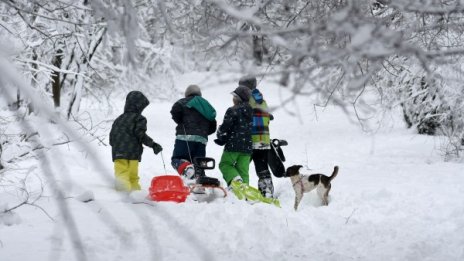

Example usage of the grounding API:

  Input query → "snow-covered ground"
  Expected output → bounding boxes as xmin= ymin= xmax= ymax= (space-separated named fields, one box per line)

xmin=1 ymin=72 xmax=463 ymax=261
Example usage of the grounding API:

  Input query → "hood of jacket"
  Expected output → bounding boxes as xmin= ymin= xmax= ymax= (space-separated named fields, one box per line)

xmin=124 ymin=91 xmax=149 ymax=113
xmin=186 ymin=96 xmax=216 ymax=121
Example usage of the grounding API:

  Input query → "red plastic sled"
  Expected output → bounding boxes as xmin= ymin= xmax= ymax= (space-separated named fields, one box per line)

xmin=148 ymin=175 xmax=190 ymax=203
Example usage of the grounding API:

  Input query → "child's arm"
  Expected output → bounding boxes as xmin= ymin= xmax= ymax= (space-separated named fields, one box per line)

xmin=170 ymin=101 xmax=183 ymax=124
xmin=217 ymin=108 xmax=235 ymax=142
xmin=134 ymin=115 xmax=155 ymax=147
xmin=208 ymin=119 xmax=217 ymax=135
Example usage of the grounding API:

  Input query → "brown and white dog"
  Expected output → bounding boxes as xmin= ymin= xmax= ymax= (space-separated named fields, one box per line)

xmin=285 ymin=165 xmax=339 ymax=210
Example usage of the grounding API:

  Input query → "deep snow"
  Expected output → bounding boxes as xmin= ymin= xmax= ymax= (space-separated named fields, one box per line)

xmin=1 ymin=72 xmax=463 ymax=261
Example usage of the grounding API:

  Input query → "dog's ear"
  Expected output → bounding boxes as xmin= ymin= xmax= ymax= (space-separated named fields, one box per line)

xmin=285 ymin=166 xmax=292 ymax=177
xmin=286 ymin=165 xmax=303 ymax=176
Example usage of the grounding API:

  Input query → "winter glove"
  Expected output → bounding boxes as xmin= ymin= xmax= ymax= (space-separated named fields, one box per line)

xmin=214 ymin=139 xmax=226 ymax=146
xmin=152 ymin=143 xmax=163 ymax=155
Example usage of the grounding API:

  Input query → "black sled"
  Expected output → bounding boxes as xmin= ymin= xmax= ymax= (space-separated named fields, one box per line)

xmin=268 ymin=139 xmax=288 ymax=178
xmin=189 ymin=157 xmax=227 ymax=198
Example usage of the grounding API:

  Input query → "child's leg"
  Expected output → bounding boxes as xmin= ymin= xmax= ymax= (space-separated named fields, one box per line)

xmin=190 ymin=142 xmax=206 ymax=177
xmin=191 ymin=142 xmax=206 ymax=158
xmin=218 ymin=151 xmax=240 ymax=185
xmin=252 ymin=149 xmax=274 ymax=197
xmin=128 ymin=160 xmax=140 ymax=190
xmin=114 ymin=159 xmax=131 ymax=191
xmin=171 ymin=139 xmax=192 ymax=174
xmin=235 ymin=153 xmax=251 ymax=184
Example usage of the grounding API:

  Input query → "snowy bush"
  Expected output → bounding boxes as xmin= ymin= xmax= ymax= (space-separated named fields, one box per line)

xmin=379 ymin=60 xmax=464 ymax=159
xmin=401 ymin=76 xmax=446 ymax=136
xmin=402 ymin=77 xmax=464 ymax=158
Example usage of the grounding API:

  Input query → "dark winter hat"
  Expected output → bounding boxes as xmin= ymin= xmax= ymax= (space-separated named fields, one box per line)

xmin=238 ymin=76 xmax=257 ymax=90
xmin=232 ymin=86 xmax=251 ymax=102
xmin=185 ymin=85 xmax=202 ymax=97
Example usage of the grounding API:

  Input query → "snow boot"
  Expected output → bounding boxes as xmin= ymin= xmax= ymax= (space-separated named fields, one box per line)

xmin=183 ymin=164 xmax=195 ymax=179
xmin=258 ymin=177 xmax=274 ymax=199
xmin=177 ymin=161 xmax=195 ymax=180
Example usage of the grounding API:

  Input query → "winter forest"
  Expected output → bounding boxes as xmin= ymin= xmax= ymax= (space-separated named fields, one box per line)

xmin=1 ymin=0 xmax=464 ymax=261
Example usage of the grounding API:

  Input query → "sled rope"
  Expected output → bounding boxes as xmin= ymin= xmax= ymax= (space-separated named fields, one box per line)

xmin=182 ymin=124 xmax=194 ymax=164
xmin=160 ymin=151 xmax=168 ymax=174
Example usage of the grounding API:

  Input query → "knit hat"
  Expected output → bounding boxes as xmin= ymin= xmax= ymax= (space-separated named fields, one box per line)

xmin=232 ymin=86 xmax=251 ymax=102
xmin=185 ymin=85 xmax=202 ymax=97
xmin=238 ymin=76 xmax=257 ymax=90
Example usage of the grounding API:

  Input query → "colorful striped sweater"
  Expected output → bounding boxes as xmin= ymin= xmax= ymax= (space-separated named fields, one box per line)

xmin=249 ymin=89 xmax=272 ymax=149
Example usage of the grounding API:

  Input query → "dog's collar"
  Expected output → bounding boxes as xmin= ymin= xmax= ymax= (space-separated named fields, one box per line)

xmin=292 ymin=175 xmax=305 ymax=191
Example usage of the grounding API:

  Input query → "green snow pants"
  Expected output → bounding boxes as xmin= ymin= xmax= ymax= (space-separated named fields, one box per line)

xmin=219 ymin=151 xmax=251 ymax=185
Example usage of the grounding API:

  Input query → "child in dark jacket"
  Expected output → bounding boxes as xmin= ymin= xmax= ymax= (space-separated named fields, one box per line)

xmin=109 ymin=91 xmax=162 ymax=191
xmin=215 ymin=86 xmax=253 ymax=185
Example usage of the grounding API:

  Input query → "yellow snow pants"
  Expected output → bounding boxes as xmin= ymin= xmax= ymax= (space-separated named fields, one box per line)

xmin=114 ymin=159 xmax=141 ymax=191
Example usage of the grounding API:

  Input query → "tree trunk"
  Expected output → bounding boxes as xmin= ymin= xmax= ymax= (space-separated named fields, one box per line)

xmin=0 ymin=143 xmax=4 ymax=170
xmin=15 ymin=89 xmax=21 ymax=109
xmin=253 ymin=35 xmax=264 ymax=65
xmin=51 ymin=48 xmax=63 ymax=108
xmin=67 ymin=27 xmax=106 ymax=119
xmin=28 ymin=50 xmax=40 ymax=114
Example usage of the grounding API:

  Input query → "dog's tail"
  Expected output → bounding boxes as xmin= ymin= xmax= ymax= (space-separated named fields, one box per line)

xmin=329 ymin=166 xmax=339 ymax=181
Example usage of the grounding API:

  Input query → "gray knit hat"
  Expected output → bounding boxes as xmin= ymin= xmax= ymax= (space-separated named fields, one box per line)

xmin=185 ymin=85 xmax=202 ymax=97
xmin=238 ymin=76 xmax=257 ymax=90
xmin=232 ymin=86 xmax=251 ymax=102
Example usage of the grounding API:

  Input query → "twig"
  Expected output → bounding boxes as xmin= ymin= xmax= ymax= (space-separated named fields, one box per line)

xmin=70 ymin=113 xmax=108 ymax=146
xmin=27 ymin=202 xmax=55 ymax=222
xmin=345 ymin=208 xmax=358 ymax=224
xmin=6 ymin=139 xmax=73 ymax=163
xmin=2 ymin=200 xmax=28 ymax=213
xmin=14 ymin=58 xmax=87 ymax=78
